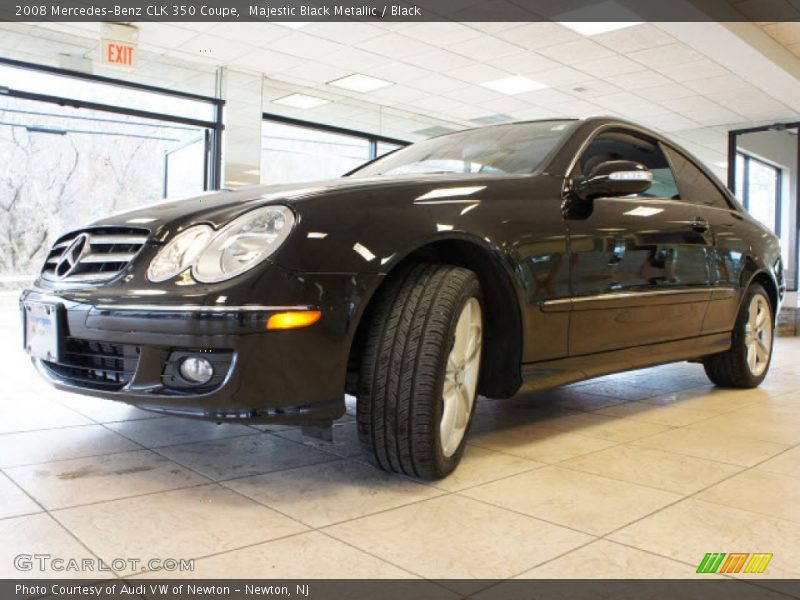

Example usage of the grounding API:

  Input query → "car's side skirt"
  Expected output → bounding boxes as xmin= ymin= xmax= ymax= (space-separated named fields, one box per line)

xmin=517 ymin=332 xmax=730 ymax=394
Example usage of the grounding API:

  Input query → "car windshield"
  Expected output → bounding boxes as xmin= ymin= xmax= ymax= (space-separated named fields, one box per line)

xmin=352 ymin=120 xmax=575 ymax=177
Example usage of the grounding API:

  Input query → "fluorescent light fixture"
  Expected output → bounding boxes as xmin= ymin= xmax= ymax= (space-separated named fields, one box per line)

xmin=273 ymin=93 xmax=330 ymax=109
xmin=559 ymin=22 xmax=641 ymax=36
xmin=481 ymin=76 xmax=547 ymax=95
xmin=353 ymin=242 xmax=375 ymax=262
xmin=307 ymin=232 xmax=328 ymax=239
xmin=415 ymin=186 xmax=486 ymax=202
xmin=623 ymin=206 xmax=663 ymax=217
xmin=328 ymin=73 xmax=394 ymax=93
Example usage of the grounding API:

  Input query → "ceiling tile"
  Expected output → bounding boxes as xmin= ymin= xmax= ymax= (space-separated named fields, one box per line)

xmin=605 ymin=69 xmax=672 ymax=90
xmin=302 ymin=22 xmax=385 ymax=45
xmin=448 ymin=63 xmax=510 ymax=84
xmin=573 ymin=55 xmax=643 ymax=78
xmin=629 ymin=42 xmax=707 ymax=70
xmin=448 ymin=36 xmax=522 ymax=60
xmin=408 ymin=49 xmax=475 ymax=71
xmin=499 ymin=52 xmax=561 ymax=75
xmin=406 ymin=73 xmax=467 ymax=94
xmin=591 ymin=23 xmax=675 ymax=53
xmin=359 ymin=33 xmax=436 ymax=59
xmin=532 ymin=66 xmax=593 ymax=87
xmin=499 ymin=22 xmax=582 ymax=50
xmin=636 ymin=83 xmax=696 ymax=103
xmin=537 ymin=39 xmax=616 ymax=64
xmin=207 ymin=23 xmax=291 ymax=47
xmin=658 ymin=59 xmax=730 ymax=83
xmin=269 ymin=32 xmax=344 ymax=60
xmin=368 ymin=61 xmax=431 ymax=83
xmin=400 ymin=22 xmax=484 ymax=45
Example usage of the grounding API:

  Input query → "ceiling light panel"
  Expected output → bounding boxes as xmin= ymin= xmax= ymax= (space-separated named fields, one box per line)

xmin=328 ymin=73 xmax=394 ymax=92
xmin=559 ymin=22 xmax=642 ymax=36
xmin=481 ymin=76 xmax=548 ymax=95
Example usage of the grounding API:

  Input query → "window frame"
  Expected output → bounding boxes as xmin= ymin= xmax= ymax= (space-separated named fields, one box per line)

xmin=261 ymin=112 xmax=409 ymax=165
xmin=0 ymin=57 xmax=225 ymax=191
xmin=735 ymin=151 xmax=783 ymax=234
xmin=661 ymin=142 xmax=736 ymax=211
xmin=570 ymin=126 xmax=681 ymax=200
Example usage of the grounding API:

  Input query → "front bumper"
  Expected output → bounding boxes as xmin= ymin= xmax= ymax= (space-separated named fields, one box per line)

xmin=20 ymin=272 xmax=377 ymax=423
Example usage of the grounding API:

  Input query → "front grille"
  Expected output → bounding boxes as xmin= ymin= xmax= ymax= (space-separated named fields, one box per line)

xmin=42 ymin=338 xmax=139 ymax=391
xmin=41 ymin=227 xmax=149 ymax=283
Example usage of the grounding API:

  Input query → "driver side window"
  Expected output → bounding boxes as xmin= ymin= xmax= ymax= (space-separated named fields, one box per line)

xmin=578 ymin=130 xmax=680 ymax=199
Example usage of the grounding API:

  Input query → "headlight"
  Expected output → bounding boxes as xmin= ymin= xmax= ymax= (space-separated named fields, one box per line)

xmin=147 ymin=225 xmax=213 ymax=283
xmin=193 ymin=206 xmax=295 ymax=283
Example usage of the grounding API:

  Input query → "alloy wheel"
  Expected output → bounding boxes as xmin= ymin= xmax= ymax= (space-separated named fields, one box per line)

xmin=440 ymin=297 xmax=482 ymax=458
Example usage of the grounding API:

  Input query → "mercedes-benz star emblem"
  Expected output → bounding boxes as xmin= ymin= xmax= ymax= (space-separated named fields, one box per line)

xmin=54 ymin=233 xmax=90 ymax=279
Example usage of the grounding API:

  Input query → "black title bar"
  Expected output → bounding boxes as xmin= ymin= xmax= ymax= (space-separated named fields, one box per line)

xmin=1 ymin=0 xmax=799 ymax=22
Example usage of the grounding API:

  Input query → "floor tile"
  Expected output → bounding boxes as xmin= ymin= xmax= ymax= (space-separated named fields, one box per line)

xmin=517 ymin=539 xmax=700 ymax=578
xmin=541 ymin=412 xmax=671 ymax=443
xmin=0 ymin=398 xmax=93 ymax=434
xmin=225 ymin=459 xmax=443 ymax=528
xmin=640 ymin=386 xmax=761 ymax=413
xmin=0 ymin=425 xmax=139 ymax=468
xmin=54 ymin=484 xmax=308 ymax=575
xmin=609 ymin=498 xmax=800 ymax=578
xmin=324 ymin=495 xmax=591 ymax=580
xmin=461 ymin=465 xmax=680 ymax=536
xmin=590 ymin=401 xmax=717 ymax=427
xmin=0 ymin=513 xmax=95 ymax=578
xmin=696 ymin=469 xmax=800 ymax=524
xmin=632 ymin=426 xmax=789 ymax=467
xmin=560 ymin=444 xmax=742 ymax=494
xmin=106 ymin=418 xmax=254 ymax=448
xmin=5 ymin=450 xmax=209 ymax=509
xmin=52 ymin=393 xmax=163 ymax=423
xmin=756 ymin=446 xmax=800 ymax=477
xmin=470 ymin=423 xmax=618 ymax=463
xmin=0 ymin=472 xmax=41 ymax=519
xmin=135 ymin=531 xmax=418 ymax=579
xmin=429 ymin=445 xmax=543 ymax=492
xmin=157 ymin=433 xmax=336 ymax=481
xmin=274 ymin=420 xmax=369 ymax=459
xmin=684 ymin=408 xmax=800 ymax=445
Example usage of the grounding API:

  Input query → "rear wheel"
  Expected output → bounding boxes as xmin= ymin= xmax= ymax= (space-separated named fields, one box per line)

xmin=703 ymin=284 xmax=773 ymax=388
xmin=357 ymin=263 xmax=482 ymax=479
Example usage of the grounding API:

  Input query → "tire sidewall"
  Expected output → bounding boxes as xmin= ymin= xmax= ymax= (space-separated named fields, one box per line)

xmin=431 ymin=277 xmax=483 ymax=477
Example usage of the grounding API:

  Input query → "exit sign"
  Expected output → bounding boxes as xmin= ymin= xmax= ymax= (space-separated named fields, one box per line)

xmin=100 ymin=23 xmax=138 ymax=69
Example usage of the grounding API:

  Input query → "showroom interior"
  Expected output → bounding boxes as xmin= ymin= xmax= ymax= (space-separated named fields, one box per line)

xmin=1 ymin=10 xmax=800 ymax=587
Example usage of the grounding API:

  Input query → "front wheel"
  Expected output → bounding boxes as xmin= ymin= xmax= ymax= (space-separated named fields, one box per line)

xmin=703 ymin=284 xmax=774 ymax=388
xmin=357 ymin=263 xmax=483 ymax=479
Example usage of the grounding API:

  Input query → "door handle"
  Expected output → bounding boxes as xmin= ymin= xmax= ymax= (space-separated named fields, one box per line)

xmin=692 ymin=217 xmax=709 ymax=233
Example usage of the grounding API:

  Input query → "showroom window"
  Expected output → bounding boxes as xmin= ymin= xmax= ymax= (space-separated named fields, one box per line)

xmin=735 ymin=152 xmax=782 ymax=235
xmin=0 ymin=58 xmax=223 ymax=285
xmin=261 ymin=114 xmax=407 ymax=184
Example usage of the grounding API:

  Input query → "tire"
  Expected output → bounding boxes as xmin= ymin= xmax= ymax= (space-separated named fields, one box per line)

xmin=703 ymin=284 xmax=774 ymax=388
xmin=357 ymin=262 xmax=483 ymax=479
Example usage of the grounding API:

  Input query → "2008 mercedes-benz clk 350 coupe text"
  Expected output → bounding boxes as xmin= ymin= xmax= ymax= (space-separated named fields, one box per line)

xmin=22 ymin=117 xmax=784 ymax=478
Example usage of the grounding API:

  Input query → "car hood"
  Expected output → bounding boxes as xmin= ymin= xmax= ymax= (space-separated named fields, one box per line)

xmin=88 ymin=173 xmax=524 ymax=240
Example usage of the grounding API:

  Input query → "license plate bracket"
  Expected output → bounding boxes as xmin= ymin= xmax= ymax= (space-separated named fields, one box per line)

xmin=23 ymin=301 xmax=63 ymax=362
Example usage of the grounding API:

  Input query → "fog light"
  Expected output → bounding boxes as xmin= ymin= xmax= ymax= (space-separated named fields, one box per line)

xmin=179 ymin=357 xmax=214 ymax=384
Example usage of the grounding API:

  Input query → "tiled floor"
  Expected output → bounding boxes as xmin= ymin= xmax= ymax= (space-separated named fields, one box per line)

xmin=2 ymin=308 xmax=800 ymax=583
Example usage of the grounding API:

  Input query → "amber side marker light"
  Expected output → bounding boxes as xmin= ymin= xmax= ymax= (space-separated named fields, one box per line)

xmin=266 ymin=310 xmax=322 ymax=330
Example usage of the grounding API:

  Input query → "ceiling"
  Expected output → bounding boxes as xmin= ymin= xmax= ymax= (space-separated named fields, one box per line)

xmin=2 ymin=19 xmax=800 ymax=177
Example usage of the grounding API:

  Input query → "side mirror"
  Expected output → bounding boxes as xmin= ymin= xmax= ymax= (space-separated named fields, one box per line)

xmin=573 ymin=160 xmax=653 ymax=202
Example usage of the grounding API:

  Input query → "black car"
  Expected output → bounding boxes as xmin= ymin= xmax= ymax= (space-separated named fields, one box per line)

xmin=21 ymin=117 xmax=784 ymax=478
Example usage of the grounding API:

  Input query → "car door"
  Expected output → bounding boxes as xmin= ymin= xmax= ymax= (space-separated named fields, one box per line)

xmin=563 ymin=129 xmax=714 ymax=355
xmin=661 ymin=144 xmax=753 ymax=335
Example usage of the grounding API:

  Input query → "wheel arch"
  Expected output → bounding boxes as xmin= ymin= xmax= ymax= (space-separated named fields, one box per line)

xmin=346 ymin=236 xmax=524 ymax=400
